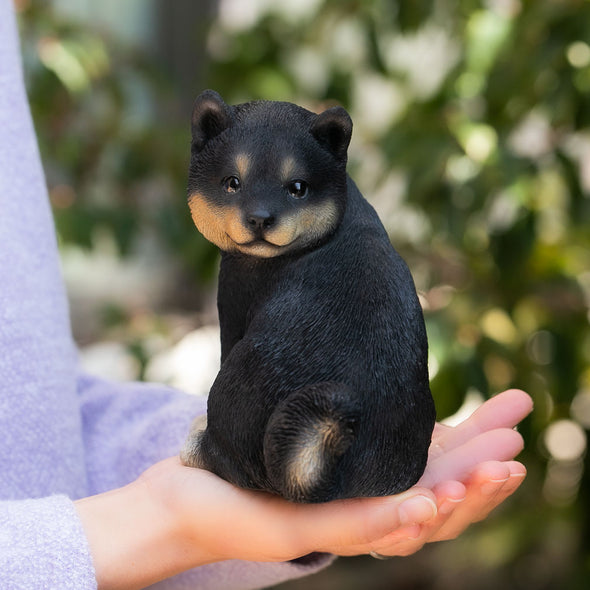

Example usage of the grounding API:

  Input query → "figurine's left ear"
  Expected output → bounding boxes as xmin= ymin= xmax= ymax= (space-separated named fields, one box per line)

xmin=310 ymin=106 xmax=353 ymax=162
xmin=191 ymin=89 xmax=232 ymax=153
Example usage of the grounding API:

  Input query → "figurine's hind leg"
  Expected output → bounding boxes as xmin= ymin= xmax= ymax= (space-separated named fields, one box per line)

xmin=263 ymin=382 xmax=358 ymax=503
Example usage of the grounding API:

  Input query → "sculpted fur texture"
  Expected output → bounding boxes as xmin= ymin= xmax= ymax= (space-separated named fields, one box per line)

xmin=180 ymin=90 xmax=436 ymax=503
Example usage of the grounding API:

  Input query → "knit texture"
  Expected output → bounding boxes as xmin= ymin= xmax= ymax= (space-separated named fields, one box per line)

xmin=0 ymin=1 xmax=331 ymax=587
xmin=0 ymin=0 xmax=85 ymax=502
xmin=0 ymin=496 xmax=96 ymax=590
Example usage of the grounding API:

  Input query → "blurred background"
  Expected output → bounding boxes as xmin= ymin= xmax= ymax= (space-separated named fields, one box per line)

xmin=15 ymin=0 xmax=590 ymax=587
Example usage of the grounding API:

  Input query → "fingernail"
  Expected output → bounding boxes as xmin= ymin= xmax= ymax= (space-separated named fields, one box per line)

xmin=439 ymin=497 xmax=465 ymax=515
xmin=399 ymin=495 xmax=437 ymax=525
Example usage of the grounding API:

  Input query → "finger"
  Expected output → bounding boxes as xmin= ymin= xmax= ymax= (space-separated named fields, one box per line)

xmin=432 ymin=390 xmax=532 ymax=455
xmin=379 ymin=481 xmax=466 ymax=551
xmin=429 ymin=464 xmax=510 ymax=541
xmin=505 ymin=460 xmax=527 ymax=479
xmin=433 ymin=481 xmax=467 ymax=515
xmin=428 ymin=461 xmax=525 ymax=542
xmin=362 ymin=461 xmax=527 ymax=557
xmin=348 ymin=482 xmax=466 ymax=558
xmin=469 ymin=461 xmax=527 ymax=523
xmin=418 ymin=428 xmax=524 ymax=488
xmin=455 ymin=389 xmax=533 ymax=432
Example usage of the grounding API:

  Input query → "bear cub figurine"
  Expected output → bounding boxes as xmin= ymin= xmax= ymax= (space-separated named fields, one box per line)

xmin=181 ymin=90 xmax=436 ymax=503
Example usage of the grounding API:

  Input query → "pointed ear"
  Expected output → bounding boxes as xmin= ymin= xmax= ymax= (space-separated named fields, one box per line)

xmin=310 ymin=106 xmax=353 ymax=161
xmin=191 ymin=90 xmax=232 ymax=153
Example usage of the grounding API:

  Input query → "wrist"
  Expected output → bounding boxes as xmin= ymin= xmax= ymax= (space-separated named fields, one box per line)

xmin=75 ymin=474 xmax=202 ymax=590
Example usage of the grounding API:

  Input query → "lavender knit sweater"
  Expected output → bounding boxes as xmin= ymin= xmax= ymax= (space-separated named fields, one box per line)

xmin=0 ymin=2 xmax=329 ymax=588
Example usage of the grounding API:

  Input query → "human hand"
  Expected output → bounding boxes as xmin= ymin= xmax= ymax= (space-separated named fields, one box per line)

xmin=76 ymin=389 xmax=532 ymax=590
xmin=361 ymin=388 xmax=533 ymax=557
xmin=143 ymin=389 xmax=532 ymax=562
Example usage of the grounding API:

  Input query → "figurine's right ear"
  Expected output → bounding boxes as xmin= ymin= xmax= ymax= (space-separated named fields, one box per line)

xmin=191 ymin=90 xmax=232 ymax=153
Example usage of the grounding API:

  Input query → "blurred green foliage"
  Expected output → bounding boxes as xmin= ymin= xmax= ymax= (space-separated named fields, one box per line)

xmin=18 ymin=0 xmax=590 ymax=587
xmin=18 ymin=1 xmax=219 ymax=280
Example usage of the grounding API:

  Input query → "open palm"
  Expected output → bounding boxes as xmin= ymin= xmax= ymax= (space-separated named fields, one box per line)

xmin=140 ymin=389 xmax=532 ymax=563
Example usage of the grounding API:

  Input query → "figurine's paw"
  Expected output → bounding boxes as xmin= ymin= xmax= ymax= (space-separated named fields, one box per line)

xmin=180 ymin=414 xmax=208 ymax=468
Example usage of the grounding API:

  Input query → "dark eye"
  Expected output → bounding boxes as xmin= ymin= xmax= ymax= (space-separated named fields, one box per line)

xmin=287 ymin=180 xmax=308 ymax=199
xmin=223 ymin=176 xmax=241 ymax=193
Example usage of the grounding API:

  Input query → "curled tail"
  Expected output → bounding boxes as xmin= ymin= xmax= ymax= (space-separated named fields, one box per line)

xmin=263 ymin=382 xmax=358 ymax=503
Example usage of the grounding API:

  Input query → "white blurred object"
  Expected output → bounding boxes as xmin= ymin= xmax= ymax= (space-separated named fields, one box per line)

xmin=508 ymin=109 xmax=553 ymax=160
xmin=544 ymin=419 xmax=587 ymax=463
xmin=79 ymin=341 xmax=141 ymax=382
xmin=380 ymin=24 xmax=460 ymax=100
xmin=145 ymin=325 xmax=220 ymax=396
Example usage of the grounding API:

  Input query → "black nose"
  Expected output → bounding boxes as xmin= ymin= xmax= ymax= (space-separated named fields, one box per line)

xmin=246 ymin=210 xmax=275 ymax=231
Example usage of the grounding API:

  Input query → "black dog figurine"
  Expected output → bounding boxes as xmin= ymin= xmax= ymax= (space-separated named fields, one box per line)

xmin=181 ymin=90 xmax=436 ymax=503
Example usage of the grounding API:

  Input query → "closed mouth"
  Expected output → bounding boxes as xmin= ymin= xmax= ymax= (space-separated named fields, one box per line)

xmin=232 ymin=236 xmax=276 ymax=247
xmin=230 ymin=233 xmax=296 ymax=249
xmin=228 ymin=234 xmax=299 ymax=258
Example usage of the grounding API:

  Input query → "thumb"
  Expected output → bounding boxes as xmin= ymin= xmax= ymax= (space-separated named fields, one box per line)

xmin=291 ymin=488 xmax=438 ymax=555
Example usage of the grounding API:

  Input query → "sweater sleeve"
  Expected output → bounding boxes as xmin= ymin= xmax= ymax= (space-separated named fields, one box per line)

xmin=0 ymin=1 xmax=98 ymax=587
xmin=78 ymin=373 xmax=207 ymax=494
xmin=0 ymin=496 xmax=96 ymax=590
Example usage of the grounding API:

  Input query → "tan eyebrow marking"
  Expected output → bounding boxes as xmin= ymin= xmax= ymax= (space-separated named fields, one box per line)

xmin=280 ymin=156 xmax=297 ymax=181
xmin=235 ymin=153 xmax=251 ymax=178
